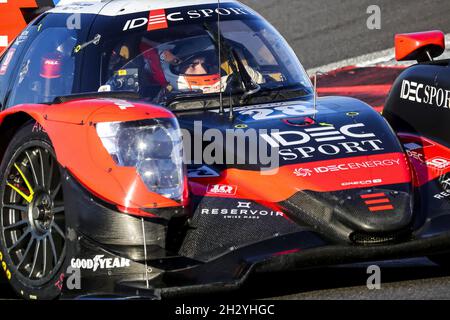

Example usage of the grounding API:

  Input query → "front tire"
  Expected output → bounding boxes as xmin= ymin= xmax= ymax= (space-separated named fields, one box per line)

xmin=0 ymin=122 xmax=68 ymax=300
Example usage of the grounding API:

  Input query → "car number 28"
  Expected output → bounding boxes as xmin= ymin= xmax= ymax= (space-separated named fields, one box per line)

xmin=239 ymin=105 xmax=317 ymax=121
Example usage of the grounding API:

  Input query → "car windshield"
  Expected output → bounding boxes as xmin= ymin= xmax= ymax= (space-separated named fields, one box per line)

xmin=100 ymin=17 xmax=313 ymax=107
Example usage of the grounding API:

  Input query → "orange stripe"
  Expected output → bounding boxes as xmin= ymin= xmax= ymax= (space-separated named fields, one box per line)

xmin=361 ymin=193 xmax=386 ymax=199
xmin=369 ymin=205 xmax=394 ymax=212
xmin=365 ymin=198 xmax=390 ymax=205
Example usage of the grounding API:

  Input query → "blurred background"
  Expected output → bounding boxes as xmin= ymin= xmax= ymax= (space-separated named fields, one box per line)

xmin=2 ymin=0 xmax=450 ymax=69
xmin=241 ymin=0 xmax=450 ymax=69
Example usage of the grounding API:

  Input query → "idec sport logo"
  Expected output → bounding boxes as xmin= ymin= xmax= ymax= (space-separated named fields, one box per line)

xmin=122 ymin=9 xmax=169 ymax=32
xmin=426 ymin=157 xmax=450 ymax=170
xmin=400 ymin=79 xmax=450 ymax=110
xmin=123 ymin=5 xmax=254 ymax=31
xmin=0 ymin=47 xmax=15 ymax=75
xmin=261 ymin=123 xmax=385 ymax=161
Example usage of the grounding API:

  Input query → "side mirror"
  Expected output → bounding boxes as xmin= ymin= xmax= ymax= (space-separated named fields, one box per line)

xmin=395 ymin=30 xmax=445 ymax=62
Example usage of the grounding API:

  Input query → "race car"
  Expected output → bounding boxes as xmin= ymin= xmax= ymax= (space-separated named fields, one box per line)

xmin=0 ymin=0 xmax=449 ymax=300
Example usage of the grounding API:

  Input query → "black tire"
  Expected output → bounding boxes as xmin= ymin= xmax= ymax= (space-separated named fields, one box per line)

xmin=0 ymin=121 xmax=68 ymax=300
xmin=428 ymin=254 xmax=450 ymax=268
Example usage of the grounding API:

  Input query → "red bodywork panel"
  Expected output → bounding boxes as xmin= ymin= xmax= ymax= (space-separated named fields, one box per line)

xmin=189 ymin=152 xmax=412 ymax=203
xmin=400 ymin=133 xmax=450 ymax=187
xmin=0 ymin=99 xmax=183 ymax=213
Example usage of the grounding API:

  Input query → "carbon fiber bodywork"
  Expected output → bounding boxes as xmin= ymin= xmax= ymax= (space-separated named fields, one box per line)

xmin=58 ymin=167 xmax=450 ymax=299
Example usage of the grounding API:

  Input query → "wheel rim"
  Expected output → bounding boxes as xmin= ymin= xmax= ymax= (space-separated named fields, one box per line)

xmin=1 ymin=142 xmax=66 ymax=285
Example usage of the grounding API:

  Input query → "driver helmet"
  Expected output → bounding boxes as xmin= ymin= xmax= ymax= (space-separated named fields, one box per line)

xmin=160 ymin=37 xmax=222 ymax=93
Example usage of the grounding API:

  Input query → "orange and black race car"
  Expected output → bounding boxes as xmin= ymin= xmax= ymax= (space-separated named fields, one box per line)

xmin=0 ymin=0 xmax=449 ymax=300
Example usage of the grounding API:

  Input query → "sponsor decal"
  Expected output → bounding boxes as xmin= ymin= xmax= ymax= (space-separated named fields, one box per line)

xmin=435 ymin=190 xmax=450 ymax=200
xmin=54 ymin=3 xmax=96 ymax=11
xmin=426 ymin=157 xmax=450 ymax=170
xmin=293 ymin=168 xmax=313 ymax=177
xmin=40 ymin=58 xmax=62 ymax=79
xmin=32 ymin=121 xmax=46 ymax=133
xmin=211 ymin=101 xmax=334 ymax=120
xmin=147 ymin=9 xmax=168 ymax=31
xmin=100 ymin=98 xmax=134 ymax=110
xmin=360 ymin=193 xmax=394 ymax=212
xmin=442 ymin=177 xmax=450 ymax=189
xmin=403 ymin=142 xmax=450 ymax=171
xmin=43 ymin=59 xmax=59 ymax=66
xmin=206 ymin=184 xmax=237 ymax=195
xmin=237 ymin=202 xmax=251 ymax=208
xmin=14 ymin=30 xmax=29 ymax=46
xmin=70 ymin=255 xmax=130 ymax=272
xmin=406 ymin=149 xmax=450 ymax=170
xmin=201 ymin=206 xmax=284 ymax=220
xmin=123 ymin=5 xmax=254 ymax=31
xmin=283 ymin=152 xmax=410 ymax=193
xmin=261 ymin=123 xmax=384 ymax=161
xmin=239 ymin=104 xmax=318 ymax=121
xmin=341 ymin=179 xmax=383 ymax=187
xmin=400 ymin=79 xmax=450 ymax=110
xmin=0 ymin=47 xmax=15 ymax=75
xmin=294 ymin=158 xmax=401 ymax=176
xmin=406 ymin=149 xmax=425 ymax=164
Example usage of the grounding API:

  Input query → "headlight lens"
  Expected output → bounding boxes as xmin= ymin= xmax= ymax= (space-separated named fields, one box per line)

xmin=96 ymin=118 xmax=184 ymax=201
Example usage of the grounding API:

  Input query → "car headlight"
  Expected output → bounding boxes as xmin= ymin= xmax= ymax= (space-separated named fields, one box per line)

xmin=96 ymin=118 xmax=184 ymax=202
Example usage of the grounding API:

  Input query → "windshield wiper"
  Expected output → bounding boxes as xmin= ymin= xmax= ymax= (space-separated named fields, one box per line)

xmin=203 ymin=23 xmax=260 ymax=106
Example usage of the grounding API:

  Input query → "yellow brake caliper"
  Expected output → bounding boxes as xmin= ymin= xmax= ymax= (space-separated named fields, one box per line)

xmin=7 ymin=163 xmax=34 ymax=203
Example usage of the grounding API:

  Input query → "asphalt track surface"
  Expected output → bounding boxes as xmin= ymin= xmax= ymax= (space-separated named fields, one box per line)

xmin=242 ymin=259 xmax=450 ymax=300
xmin=1 ymin=1 xmax=450 ymax=301
xmin=172 ymin=259 xmax=450 ymax=300
xmin=241 ymin=0 xmax=450 ymax=69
